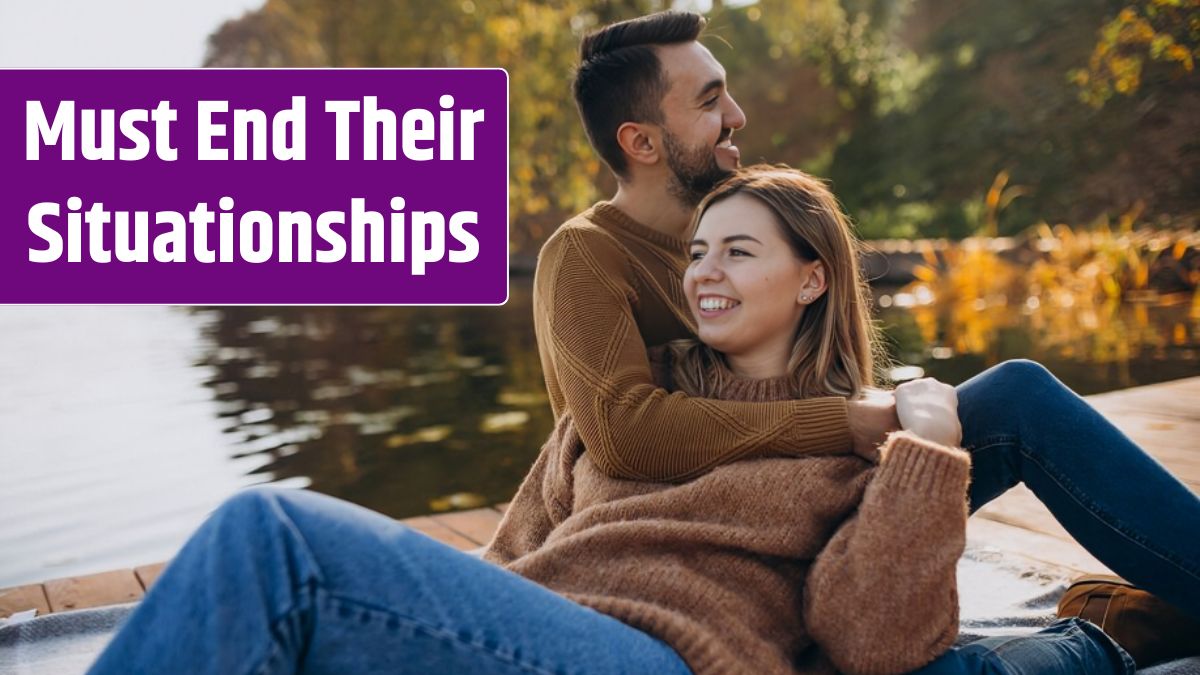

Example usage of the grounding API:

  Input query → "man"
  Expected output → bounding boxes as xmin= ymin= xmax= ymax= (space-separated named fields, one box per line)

xmin=533 ymin=10 xmax=898 ymax=482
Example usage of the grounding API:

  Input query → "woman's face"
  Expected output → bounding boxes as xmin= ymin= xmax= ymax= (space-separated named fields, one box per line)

xmin=685 ymin=194 xmax=821 ymax=374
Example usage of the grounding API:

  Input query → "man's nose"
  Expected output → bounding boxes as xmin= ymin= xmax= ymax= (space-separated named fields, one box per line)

xmin=724 ymin=93 xmax=747 ymax=131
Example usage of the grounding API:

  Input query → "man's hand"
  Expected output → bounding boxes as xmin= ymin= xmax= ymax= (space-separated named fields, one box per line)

xmin=894 ymin=378 xmax=962 ymax=448
xmin=847 ymin=388 xmax=900 ymax=462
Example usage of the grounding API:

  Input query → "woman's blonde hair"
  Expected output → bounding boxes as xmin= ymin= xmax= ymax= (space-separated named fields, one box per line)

xmin=670 ymin=165 xmax=884 ymax=399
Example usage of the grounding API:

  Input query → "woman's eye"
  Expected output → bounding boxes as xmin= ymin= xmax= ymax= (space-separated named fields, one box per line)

xmin=689 ymin=250 xmax=705 ymax=261
xmin=729 ymin=248 xmax=751 ymax=257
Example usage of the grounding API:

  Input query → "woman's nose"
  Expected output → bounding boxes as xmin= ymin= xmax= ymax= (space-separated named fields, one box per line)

xmin=694 ymin=255 xmax=725 ymax=282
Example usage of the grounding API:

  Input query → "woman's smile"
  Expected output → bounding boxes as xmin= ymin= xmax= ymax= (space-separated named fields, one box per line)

xmin=696 ymin=293 xmax=741 ymax=318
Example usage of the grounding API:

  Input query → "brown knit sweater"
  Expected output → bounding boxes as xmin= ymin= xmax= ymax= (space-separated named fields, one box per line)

xmin=533 ymin=202 xmax=852 ymax=482
xmin=485 ymin=362 xmax=972 ymax=675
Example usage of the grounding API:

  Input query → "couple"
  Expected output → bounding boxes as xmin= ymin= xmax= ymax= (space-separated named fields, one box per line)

xmin=88 ymin=10 xmax=1199 ymax=675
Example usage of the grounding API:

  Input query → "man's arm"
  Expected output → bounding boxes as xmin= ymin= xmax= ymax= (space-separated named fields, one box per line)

xmin=536 ymin=226 xmax=854 ymax=482
xmin=802 ymin=431 xmax=970 ymax=674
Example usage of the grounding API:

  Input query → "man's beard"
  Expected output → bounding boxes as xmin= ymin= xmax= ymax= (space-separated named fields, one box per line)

xmin=662 ymin=128 xmax=733 ymax=207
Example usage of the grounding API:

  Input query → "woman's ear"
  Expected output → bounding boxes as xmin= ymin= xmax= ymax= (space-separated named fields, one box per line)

xmin=615 ymin=122 xmax=660 ymax=168
xmin=798 ymin=260 xmax=828 ymax=304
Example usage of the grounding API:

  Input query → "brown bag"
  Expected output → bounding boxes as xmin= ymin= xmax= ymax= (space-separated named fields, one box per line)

xmin=1058 ymin=574 xmax=1200 ymax=668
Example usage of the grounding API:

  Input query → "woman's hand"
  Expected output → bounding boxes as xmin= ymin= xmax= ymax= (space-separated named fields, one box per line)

xmin=894 ymin=378 xmax=962 ymax=448
xmin=847 ymin=388 xmax=900 ymax=462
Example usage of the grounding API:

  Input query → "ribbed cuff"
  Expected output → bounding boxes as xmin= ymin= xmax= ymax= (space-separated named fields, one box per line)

xmin=875 ymin=431 xmax=971 ymax=495
xmin=783 ymin=397 xmax=851 ymax=455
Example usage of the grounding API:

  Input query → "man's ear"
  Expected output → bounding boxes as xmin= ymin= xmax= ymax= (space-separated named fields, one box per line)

xmin=615 ymin=121 xmax=660 ymax=168
xmin=799 ymin=260 xmax=828 ymax=304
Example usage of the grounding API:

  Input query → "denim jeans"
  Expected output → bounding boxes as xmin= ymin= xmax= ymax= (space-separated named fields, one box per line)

xmin=87 ymin=488 xmax=693 ymax=675
xmin=958 ymin=360 xmax=1200 ymax=619
xmin=913 ymin=618 xmax=1135 ymax=675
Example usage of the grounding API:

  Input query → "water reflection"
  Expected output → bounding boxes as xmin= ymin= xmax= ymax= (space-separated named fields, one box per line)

xmin=876 ymin=286 xmax=1200 ymax=393
xmin=193 ymin=282 xmax=553 ymax=519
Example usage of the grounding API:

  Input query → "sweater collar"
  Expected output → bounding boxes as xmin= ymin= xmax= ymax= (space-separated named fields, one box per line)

xmin=591 ymin=202 xmax=690 ymax=252
xmin=711 ymin=366 xmax=798 ymax=402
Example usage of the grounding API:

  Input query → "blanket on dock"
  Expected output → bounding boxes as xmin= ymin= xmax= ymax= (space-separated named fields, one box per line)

xmin=3 ymin=546 xmax=1198 ymax=674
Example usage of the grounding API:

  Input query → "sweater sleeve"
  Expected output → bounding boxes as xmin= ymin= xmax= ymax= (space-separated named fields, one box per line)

xmin=535 ymin=226 xmax=852 ymax=483
xmin=802 ymin=431 xmax=971 ymax=675
xmin=483 ymin=415 xmax=580 ymax=565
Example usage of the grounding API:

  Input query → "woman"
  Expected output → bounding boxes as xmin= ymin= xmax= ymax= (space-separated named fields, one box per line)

xmin=87 ymin=166 xmax=1194 ymax=674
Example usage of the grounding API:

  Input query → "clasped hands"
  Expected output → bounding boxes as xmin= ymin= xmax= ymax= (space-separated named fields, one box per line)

xmin=847 ymin=378 xmax=962 ymax=461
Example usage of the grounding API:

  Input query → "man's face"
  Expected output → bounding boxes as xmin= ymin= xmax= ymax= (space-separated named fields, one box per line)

xmin=656 ymin=42 xmax=746 ymax=206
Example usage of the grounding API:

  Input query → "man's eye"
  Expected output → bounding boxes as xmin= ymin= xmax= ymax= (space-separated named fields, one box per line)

xmin=704 ymin=97 xmax=719 ymax=108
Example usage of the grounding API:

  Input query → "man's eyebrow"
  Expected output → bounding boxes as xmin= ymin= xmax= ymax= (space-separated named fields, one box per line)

xmin=694 ymin=78 xmax=725 ymax=101
xmin=689 ymin=235 xmax=763 ymax=246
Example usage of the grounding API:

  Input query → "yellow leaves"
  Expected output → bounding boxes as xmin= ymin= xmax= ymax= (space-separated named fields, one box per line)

xmin=1075 ymin=0 xmax=1199 ymax=106
xmin=981 ymin=170 xmax=1028 ymax=237
xmin=912 ymin=264 xmax=939 ymax=282
xmin=1103 ymin=275 xmax=1124 ymax=299
xmin=1166 ymin=43 xmax=1195 ymax=68
xmin=1117 ymin=200 xmax=1145 ymax=233
xmin=893 ymin=213 xmax=1199 ymax=368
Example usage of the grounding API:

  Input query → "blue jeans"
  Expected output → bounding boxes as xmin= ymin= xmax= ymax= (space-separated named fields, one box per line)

xmin=958 ymin=360 xmax=1200 ymax=619
xmin=87 ymin=488 xmax=692 ymax=675
xmin=914 ymin=619 xmax=1135 ymax=674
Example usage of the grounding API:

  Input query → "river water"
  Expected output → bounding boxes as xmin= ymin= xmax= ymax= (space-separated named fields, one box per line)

xmin=1 ymin=278 xmax=1197 ymax=587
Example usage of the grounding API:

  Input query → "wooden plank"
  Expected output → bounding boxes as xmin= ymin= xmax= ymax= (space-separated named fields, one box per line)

xmin=1089 ymin=378 xmax=1200 ymax=421
xmin=0 ymin=583 xmax=50 ymax=619
xmin=43 ymin=569 xmax=143 ymax=613
xmin=430 ymin=508 xmax=503 ymax=546
xmin=967 ymin=516 xmax=1111 ymax=576
xmin=398 ymin=516 xmax=478 ymax=551
xmin=975 ymin=485 xmax=1074 ymax=541
xmin=134 ymin=562 xmax=169 ymax=591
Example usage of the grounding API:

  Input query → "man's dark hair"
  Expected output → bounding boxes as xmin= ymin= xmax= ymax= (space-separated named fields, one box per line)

xmin=573 ymin=11 xmax=706 ymax=179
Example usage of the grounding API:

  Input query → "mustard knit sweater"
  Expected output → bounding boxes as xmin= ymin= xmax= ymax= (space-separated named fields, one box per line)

xmin=484 ymin=362 xmax=971 ymax=675
xmin=532 ymin=202 xmax=852 ymax=482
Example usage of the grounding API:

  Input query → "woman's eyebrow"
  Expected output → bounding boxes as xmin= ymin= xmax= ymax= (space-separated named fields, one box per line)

xmin=689 ymin=235 xmax=763 ymax=246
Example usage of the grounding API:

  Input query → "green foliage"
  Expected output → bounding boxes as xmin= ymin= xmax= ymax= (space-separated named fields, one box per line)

xmin=206 ymin=0 xmax=664 ymax=253
xmin=825 ymin=0 xmax=1198 ymax=237
xmin=1070 ymin=0 xmax=1200 ymax=107
xmin=204 ymin=0 xmax=1199 ymax=251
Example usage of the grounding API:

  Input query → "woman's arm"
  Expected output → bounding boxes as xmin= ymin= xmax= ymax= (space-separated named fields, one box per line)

xmin=802 ymin=431 xmax=971 ymax=675
xmin=483 ymin=416 xmax=581 ymax=564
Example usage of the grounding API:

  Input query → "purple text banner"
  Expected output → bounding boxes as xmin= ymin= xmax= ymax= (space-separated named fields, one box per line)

xmin=0 ymin=69 xmax=509 ymax=304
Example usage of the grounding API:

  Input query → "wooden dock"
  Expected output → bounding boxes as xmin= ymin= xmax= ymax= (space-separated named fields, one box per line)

xmin=3 ymin=376 xmax=1198 ymax=621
